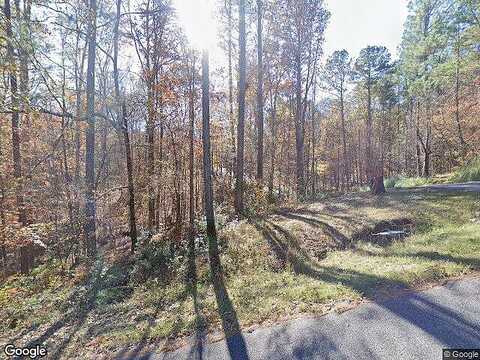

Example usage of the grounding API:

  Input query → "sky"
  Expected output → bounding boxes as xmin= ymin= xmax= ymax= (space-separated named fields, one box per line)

xmin=174 ymin=0 xmax=410 ymax=63
xmin=320 ymin=0 xmax=410 ymax=59
xmin=175 ymin=0 xmax=218 ymax=51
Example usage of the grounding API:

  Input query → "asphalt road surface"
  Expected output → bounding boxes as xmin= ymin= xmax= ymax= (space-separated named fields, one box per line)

xmin=140 ymin=276 xmax=480 ymax=360
xmin=404 ymin=181 xmax=480 ymax=193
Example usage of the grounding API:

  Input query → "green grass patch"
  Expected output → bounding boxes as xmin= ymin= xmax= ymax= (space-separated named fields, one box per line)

xmin=385 ymin=156 xmax=480 ymax=189
xmin=451 ymin=157 xmax=480 ymax=182
xmin=392 ymin=176 xmax=431 ymax=188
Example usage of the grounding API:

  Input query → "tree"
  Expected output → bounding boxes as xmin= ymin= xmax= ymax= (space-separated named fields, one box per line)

xmin=188 ymin=52 xmax=196 ymax=284
xmin=280 ymin=0 xmax=329 ymax=199
xmin=128 ymin=0 xmax=175 ymax=234
xmin=84 ymin=0 xmax=97 ymax=256
xmin=4 ymin=0 xmax=27 ymax=227
xmin=113 ymin=0 xmax=137 ymax=253
xmin=235 ymin=0 xmax=246 ymax=214
xmin=256 ymin=0 xmax=264 ymax=182
xmin=396 ymin=0 xmax=473 ymax=176
xmin=354 ymin=45 xmax=392 ymax=194
xmin=323 ymin=49 xmax=352 ymax=188
xmin=201 ymin=50 xmax=220 ymax=273
xmin=223 ymin=0 xmax=236 ymax=184
xmin=263 ymin=6 xmax=286 ymax=197
xmin=377 ymin=71 xmax=400 ymax=179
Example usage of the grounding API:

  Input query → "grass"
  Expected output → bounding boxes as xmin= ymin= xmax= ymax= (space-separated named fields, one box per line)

xmin=1 ymin=190 xmax=479 ymax=358
xmin=451 ymin=157 xmax=480 ymax=182
xmin=384 ymin=175 xmax=448 ymax=189
xmin=385 ymin=176 xmax=431 ymax=188
xmin=385 ymin=156 xmax=480 ymax=189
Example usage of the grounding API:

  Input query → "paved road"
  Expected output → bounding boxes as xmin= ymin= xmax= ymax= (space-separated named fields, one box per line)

xmin=404 ymin=181 xmax=480 ymax=193
xmin=142 ymin=277 xmax=480 ymax=360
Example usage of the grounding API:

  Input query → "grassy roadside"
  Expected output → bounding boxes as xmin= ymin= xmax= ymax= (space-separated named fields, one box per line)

xmin=1 ymin=190 xmax=479 ymax=358
xmin=385 ymin=157 xmax=480 ymax=189
xmin=384 ymin=175 xmax=447 ymax=188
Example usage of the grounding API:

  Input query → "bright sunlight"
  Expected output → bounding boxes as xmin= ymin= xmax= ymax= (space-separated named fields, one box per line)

xmin=174 ymin=0 xmax=218 ymax=50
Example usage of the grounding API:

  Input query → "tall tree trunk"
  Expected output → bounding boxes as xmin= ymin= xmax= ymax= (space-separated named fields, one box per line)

xmin=311 ymin=73 xmax=317 ymax=196
xmin=84 ymin=0 xmax=97 ymax=257
xmin=268 ymin=92 xmax=277 ymax=198
xmin=423 ymin=124 xmax=431 ymax=178
xmin=122 ymin=104 xmax=137 ymax=252
xmin=423 ymin=150 xmax=430 ymax=178
xmin=404 ymin=100 xmax=413 ymax=175
xmin=454 ymin=29 xmax=465 ymax=150
xmin=256 ymin=0 xmax=264 ymax=182
xmin=18 ymin=0 xmax=31 ymax=117
xmin=416 ymin=138 xmax=422 ymax=176
xmin=0 ymin=127 xmax=7 ymax=272
xmin=415 ymin=102 xmax=422 ymax=176
xmin=365 ymin=72 xmax=384 ymax=195
xmin=227 ymin=0 xmax=235 ymax=183
xmin=114 ymin=0 xmax=137 ymax=252
xmin=156 ymin=124 xmax=164 ymax=231
xmin=340 ymin=88 xmax=348 ymax=188
xmin=18 ymin=0 xmax=32 ymax=197
xmin=60 ymin=39 xmax=74 ymax=225
xmin=74 ymin=33 xmax=87 ymax=220
xmin=365 ymin=75 xmax=373 ymax=183
xmin=235 ymin=0 xmax=246 ymax=214
xmin=147 ymin=84 xmax=156 ymax=233
xmin=4 ymin=0 xmax=27 ymax=226
xmin=188 ymin=54 xmax=196 ymax=284
xmin=201 ymin=50 xmax=220 ymax=273
xmin=295 ymin=49 xmax=305 ymax=199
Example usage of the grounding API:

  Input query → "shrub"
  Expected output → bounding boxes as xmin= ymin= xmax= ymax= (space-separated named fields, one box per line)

xmin=244 ymin=182 xmax=275 ymax=216
xmin=394 ymin=177 xmax=429 ymax=188
xmin=130 ymin=240 xmax=176 ymax=284
xmin=452 ymin=157 xmax=480 ymax=182
xmin=384 ymin=176 xmax=403 ymax=189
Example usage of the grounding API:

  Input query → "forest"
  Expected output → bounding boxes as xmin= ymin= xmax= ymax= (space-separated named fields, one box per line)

xmin=1 ymin=0 xmax=480 ymax=358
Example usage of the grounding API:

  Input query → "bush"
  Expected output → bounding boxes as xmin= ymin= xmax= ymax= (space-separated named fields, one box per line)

xmin=394 ymin=177 xmax=429 ymax=188
xmin=452 ymin=157 xmax=480 ymax=182
xmin=384 ymin=176 xmax=403 ymax=189
xmin=130 ymin=240 xmax=177 ymax=284
xmin=96 ymin=286 xmax=132 ymax=306
xmin=244 ymin=182 xmax=276 ymax=216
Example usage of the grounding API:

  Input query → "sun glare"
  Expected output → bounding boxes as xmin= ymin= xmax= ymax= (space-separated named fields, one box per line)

xmin=175 ymin=0 xmax=218 ymax=51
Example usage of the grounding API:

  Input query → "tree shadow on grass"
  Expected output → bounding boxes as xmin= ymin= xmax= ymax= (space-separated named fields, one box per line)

xmin=270 ymin=211 xmax=351 ymax=249
xmin=354 ymin=248 xmax=480 ymax=272
xmin=210 ymin=263 xmax=250 ymax=360
xmin=409 ymin=251 xmax=480 ymax=269
xmin=117 ymin=251 xmax=249 ymax=359
xmin=253 ymin=220 xmax=480 ymax=348
xmin=250 ymin=219 xmax=289 ymax=269
xmin=184 ymin=285 xmax=206 ymax=360
xmin=183 ymin=247 xmax=207 ymax=360
xmin=6 ymin=323 xmax=40 ymax=345
xmin=16 ymin=259 xmax=105 ymax=360
xmin=114 ymin=285 xmax=191 ymax=360
xmin=323 ymin=189 xmax=475 ymax=216
xmin=8 ymin=256 xmax=141 ymax=360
